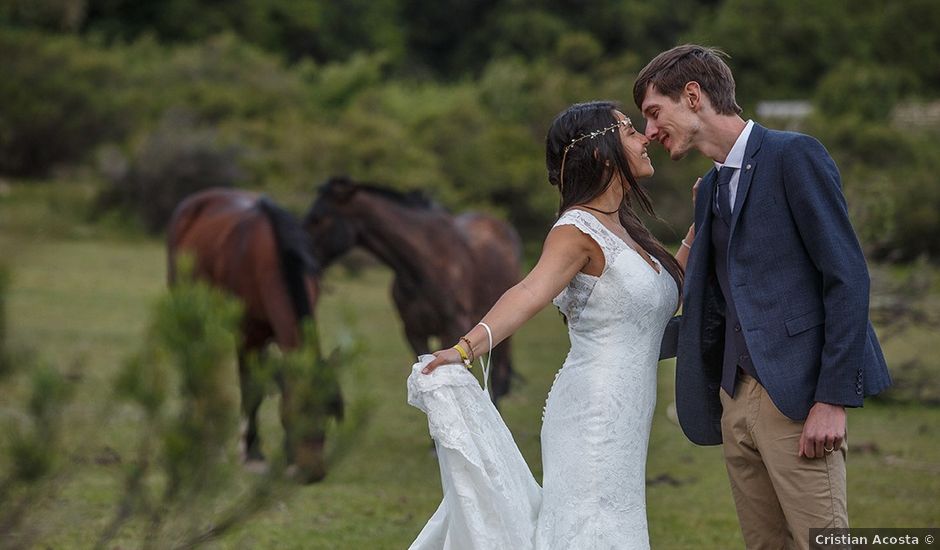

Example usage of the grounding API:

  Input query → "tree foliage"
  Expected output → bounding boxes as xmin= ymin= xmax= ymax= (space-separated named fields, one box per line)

xmin=1 ymin=0 xmax=939 ymax=258
xmin=0 ymin=266 xmax=8 ymax=378
xmin=97 ymin=109 xmax=244 ymax=233
xmin=0 ymin=29 xmax=128 ymax=176
xmin=104 ymin=278 xmax=285 ymax=548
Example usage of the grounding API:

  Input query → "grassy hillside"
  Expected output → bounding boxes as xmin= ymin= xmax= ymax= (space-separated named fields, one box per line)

xmin=1 ymin=184 xmax=937 ymax=548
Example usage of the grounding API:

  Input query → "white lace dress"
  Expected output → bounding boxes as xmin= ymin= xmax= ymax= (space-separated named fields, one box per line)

xmin=537 ymin=209 xmax=677 ymax=549
xmin=408 ymin=357 xmax=542 ymax=550
xmin=408 ymin=209 xmax=677 ymax=550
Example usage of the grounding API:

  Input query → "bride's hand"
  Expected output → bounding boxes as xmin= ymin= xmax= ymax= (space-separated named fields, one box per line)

xmin=422 ymin=347 xmax=463 ymax=374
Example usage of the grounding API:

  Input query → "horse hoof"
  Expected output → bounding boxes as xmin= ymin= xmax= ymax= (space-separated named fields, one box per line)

xmin=243 ymin=459 xmax=269 ymax=475
xmin=285 ymin=463 xmax=326 ymax=484
xmin=239 ymin=445 xmax=266 ymax=465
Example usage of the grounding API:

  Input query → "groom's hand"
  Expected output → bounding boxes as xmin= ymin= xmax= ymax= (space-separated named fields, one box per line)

xmin=799 ymin=402 xmax=846 ymax=458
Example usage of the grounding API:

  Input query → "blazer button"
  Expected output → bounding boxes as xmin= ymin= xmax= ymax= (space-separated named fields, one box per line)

xmin=739 ymin=354 xmax=749 ymax=362
xmin=734 ymin=324 xmax=741 ymax=332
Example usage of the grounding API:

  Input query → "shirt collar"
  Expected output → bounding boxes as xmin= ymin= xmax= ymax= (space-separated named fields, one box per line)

xmin=714 ymin=119 xmax=754 ymax=171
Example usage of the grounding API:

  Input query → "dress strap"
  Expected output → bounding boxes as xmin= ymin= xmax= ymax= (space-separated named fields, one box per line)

xmin=553 ymin=209 xmax=626 ymax=264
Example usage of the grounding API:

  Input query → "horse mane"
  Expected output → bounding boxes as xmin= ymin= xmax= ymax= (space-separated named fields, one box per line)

xmin=324 ymin=176 xmax=442 ymax=211
xmin=257 ymin=196 xmax=320 ymax=321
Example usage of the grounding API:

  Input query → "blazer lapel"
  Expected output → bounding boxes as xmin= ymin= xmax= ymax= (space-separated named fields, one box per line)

xmin=729 ymin=123 xmax=766 ymax=237
xmin=688 ymin=168 xmax=718 ymax=283
xmin=697 ymin=168 xmax=718 ymax=226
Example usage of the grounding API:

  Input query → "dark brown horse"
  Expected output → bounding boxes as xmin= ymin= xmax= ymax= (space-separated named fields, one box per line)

xmin=167 ymin=188 xmax=341 ymax=483
xmin=302 ymin=176 xmax=522 ymax=401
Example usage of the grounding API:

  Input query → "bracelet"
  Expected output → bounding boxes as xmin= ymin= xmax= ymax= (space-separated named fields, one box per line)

xmin=452 ymin=343 xmax=471 ymax=368
xmin=459 ymin=336 xmax=475 ymax=363
xmin=477 ymin=322 xmax=493 ymax=357
xmin=681 ymin=238 xmax=692 ymax=249
xmin=476 ymin=322 xmax=494 ymax=395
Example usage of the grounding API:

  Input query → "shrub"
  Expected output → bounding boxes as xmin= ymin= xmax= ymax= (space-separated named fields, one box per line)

xmin=0 ymin=266 xmax=8 ymax=378
xmin=96 ymin=109 xmax=245 ymax=233
xmin=554 ymin=32 xmax=603 ymax=73
xmin=0 ymin=281 xmax=75 ymax=544
xmin=815 ymin=62 xmax=915 ymax=122
xmin=809 ymin=115 xmax=940 ymax=262
xmin=0 ymin=28 xmax=128 ymax=177
xmin=103 ymin=277 xmax=254 ymax=547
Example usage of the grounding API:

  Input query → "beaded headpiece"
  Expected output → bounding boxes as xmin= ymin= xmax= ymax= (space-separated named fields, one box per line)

xmin=563 ymin=118 xmax=632 ymax=153
xmin=559 ymin=117 xmax=632 ymax=191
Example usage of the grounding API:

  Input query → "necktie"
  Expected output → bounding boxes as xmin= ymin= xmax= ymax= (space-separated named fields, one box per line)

xmin=714 ymin=167 xmax=735 ymax=224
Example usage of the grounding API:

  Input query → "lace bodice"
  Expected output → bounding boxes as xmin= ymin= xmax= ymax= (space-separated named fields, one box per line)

xmin=551 ymin=209 xmax=667 ymax=325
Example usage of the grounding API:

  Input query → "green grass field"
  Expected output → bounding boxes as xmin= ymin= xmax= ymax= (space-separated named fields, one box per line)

xmin=1 ymin=184 xmax=938 ymax=548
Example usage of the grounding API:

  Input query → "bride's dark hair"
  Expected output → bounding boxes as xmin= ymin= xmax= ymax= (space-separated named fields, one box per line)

xmin=546 ymin=101 xmax=683 ymax=297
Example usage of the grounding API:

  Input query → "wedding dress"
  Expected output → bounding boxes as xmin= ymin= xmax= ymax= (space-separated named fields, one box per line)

xmin=408 ymin=209 xmax=678 ymax=550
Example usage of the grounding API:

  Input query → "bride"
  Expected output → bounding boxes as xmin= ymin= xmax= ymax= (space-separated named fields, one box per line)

xmin=412 ymin=101 xmax=693 ymax=549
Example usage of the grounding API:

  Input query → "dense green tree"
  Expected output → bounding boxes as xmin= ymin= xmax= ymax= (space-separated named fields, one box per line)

xmin=863 ymin=0 xmax=940 ymax=93
xmin=0 ymin=29 xmax=128 ymax=176
xmin=0 ymin=0 xmax=87 ymax=31
xmin=815 ymin=62 xmax=916 ymax=121
xmin=0 ymin=266 xmax=9 ymax=378
xmin=1 ymin=0 xmax=938 ymax=258
xmin=685 ymin=0 xmax=855 ymax=102
xmin=398 ymin=0 xmax=502 ymax=76
xmin=79 ymin=0 xmax=404 ymax=63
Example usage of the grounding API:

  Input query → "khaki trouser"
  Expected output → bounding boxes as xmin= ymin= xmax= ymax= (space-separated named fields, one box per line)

xmin=720 ymin=373 xmax=848 ymax=550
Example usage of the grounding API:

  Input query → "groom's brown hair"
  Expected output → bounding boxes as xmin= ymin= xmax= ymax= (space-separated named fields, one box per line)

xmin=633 ymin=44 xmax=743 ymax=116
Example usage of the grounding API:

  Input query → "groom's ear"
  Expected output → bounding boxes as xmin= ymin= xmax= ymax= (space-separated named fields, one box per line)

xmin=684 ymin=81 xmax=703 ymax=113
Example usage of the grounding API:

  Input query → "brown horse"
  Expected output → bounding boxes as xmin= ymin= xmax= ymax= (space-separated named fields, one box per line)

xmin=167 ymin=188 xmax=341 ymax=483
xmin=302 ymin=176 xmax=522 ymax=401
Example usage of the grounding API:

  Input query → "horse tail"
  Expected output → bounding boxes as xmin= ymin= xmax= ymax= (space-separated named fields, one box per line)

xmin=256 ymin=197 xmax=321 ymax=322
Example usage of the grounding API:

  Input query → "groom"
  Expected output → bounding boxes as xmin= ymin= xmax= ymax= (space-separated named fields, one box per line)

xmin=637 ymin=45 xmax=891 ymax=548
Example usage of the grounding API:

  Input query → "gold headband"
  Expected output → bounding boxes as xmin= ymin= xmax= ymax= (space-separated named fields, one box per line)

xmin=559 ymin=118 xmax=632 ymax=191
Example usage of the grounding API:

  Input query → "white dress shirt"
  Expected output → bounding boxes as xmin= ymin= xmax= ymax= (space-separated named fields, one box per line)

xmin=714 ymin=119 xmax=754 ymax=213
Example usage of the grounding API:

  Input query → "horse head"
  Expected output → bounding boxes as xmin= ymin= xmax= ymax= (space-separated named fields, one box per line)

xmin=284 ymin=387 xmax=343 ymax=484
xmin=302 ymin=176 xmax=361 ymax=267
xmin=279 ymin=322 xmax=344 ymax=484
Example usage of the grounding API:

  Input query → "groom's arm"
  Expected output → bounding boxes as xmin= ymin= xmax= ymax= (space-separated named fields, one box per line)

xmin=782 ymin=135 xmax=869 ymax=408
xmin=659 ymin=316 xmax=680 ymax=361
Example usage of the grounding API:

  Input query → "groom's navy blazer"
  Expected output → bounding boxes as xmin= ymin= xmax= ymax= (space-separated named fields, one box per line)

xmin=672 ymin=123 xmax=891 ymax=446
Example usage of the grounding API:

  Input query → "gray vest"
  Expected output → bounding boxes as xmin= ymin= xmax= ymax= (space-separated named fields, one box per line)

xmin=710 ymin=195 xmax=760 ymax=396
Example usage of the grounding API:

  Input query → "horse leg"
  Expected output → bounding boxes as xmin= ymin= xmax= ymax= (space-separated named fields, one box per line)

xmin=404 ymin=323 xmax=431 ymax=358
xmin=273 ymin=370 xmax=294 ymax=460
xmin=239 ymin=320 xmax=271 ymax=466
xmin=259 ymin=266 xmax=333 ymax=481
xmin=391 ymin=281 xmax=432 ymax=357
xmin=490 ymin=337 xmax=513 ymax=403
